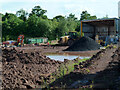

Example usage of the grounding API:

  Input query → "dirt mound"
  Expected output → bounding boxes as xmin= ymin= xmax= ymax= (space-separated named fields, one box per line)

xmin=65 ymin=37 xmax=101 ymax=51
xmin=2 ymin=48 xmax=62 ymax=89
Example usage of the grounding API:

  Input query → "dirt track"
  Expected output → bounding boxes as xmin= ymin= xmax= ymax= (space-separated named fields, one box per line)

xmin=49 ymin=46 xmax=120 ymax=89
xmin=89 ymin=46 xmax=116 ymax=74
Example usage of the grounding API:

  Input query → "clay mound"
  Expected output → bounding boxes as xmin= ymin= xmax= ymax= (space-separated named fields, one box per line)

xmin=65 ymin=36 xmax=101 ymax=51
xmin=2 ymin=48 xmax=62 ymax=89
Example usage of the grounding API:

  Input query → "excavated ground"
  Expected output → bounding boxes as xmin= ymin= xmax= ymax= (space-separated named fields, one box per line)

xmin=3 ymin=44 xmax=120 ymax=89
xmin=2 ymin=47 xmax=62 ymax=89
xmin=49 ymin=46 xmax=120 ymax=89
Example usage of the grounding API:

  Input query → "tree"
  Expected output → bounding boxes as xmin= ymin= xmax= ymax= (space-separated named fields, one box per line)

xmin=50 ymin=19 xmax=59 ymax=40
xmin=27 ymin=14 xmax=39 ymax=37
xmin=29 ymin=6 xmax=47 ymax=18
xmin=67 ymin=13 xmax=77 ymax=21
xmin=27 ymin=14 xmax=52 ymax=39
xmin=53 ymin=15 xmax=65 ymax=22
xmin=55 ymin=20 xmax=69 ymax=38
xmin=80 ymin=11 xmax=97 ymax=20
xmin=2 ymin=13 xmax=23 ymax=40
xmin=67 ymin=13 xmax=78 ymax=31
xmin=16 ymin=9 xmax=28 ymax=21
xmin=1 ymin=6 xmax=100 ymax=42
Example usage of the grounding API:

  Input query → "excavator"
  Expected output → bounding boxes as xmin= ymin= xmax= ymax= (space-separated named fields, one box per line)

xmin=15 ymin=35 xmax=24 ymax=46
xmin=2 ymin=35 xmax=24 ymax=47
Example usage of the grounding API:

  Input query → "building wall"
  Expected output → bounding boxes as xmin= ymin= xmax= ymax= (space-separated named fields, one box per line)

xmin=118 ymin=1 xmax=120 ymax=18
xmin=109 ymin=26 xmax=116 ymax=36
xmin=118 ymin=19 xmax=120 ymax=37
xmin=82 ymin=23 xmax=115 ymax=41
xmin=82 ymin=24 xmax=94 ymax=38
xmin=95 ymin=26 xmax=108 ymax=40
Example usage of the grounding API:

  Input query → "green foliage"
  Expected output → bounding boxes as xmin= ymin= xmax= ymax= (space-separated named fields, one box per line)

xmin=29 ymin=6 xmax=47 ymax=18
xmin=2 ymin=13 xmax=23 ymax=41
xmin=1 ymin=6 xmax=98 ymax=42
xmin=53 ymin=15 xmax=65 ymax=22
xmin=56 ymin=19 xmax=69 ymax=38
xmin=67 ymin=13 xmax=78 ymax=31
xmin=16 ymin=9 xmax=28 ymax=21
xmin=80 ymin=11 xmax=97 ymax=20
xmin=50 ymin=57 xmax=90 ymax=84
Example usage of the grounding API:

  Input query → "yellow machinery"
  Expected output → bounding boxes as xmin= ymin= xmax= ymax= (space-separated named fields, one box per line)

xmin=58 ymin=31 xmax=78 ymax=46
xmin=58 ymin=21 xmax=84 ymax=46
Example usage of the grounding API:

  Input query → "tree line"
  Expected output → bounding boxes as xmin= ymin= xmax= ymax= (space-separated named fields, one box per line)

xmin=1 ymin=6 xmax=97 ymax=41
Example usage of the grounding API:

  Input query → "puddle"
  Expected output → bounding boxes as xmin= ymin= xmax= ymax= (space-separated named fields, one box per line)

xmin=46 ymin=54 xmax=90 ymax=61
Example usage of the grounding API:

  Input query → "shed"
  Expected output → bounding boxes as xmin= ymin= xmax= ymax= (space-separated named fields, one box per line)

xmin=81 ymin=18 xmax=119 ymax=41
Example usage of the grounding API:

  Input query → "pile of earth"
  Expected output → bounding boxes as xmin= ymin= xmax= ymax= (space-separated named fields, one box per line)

xmin=2 ymin=48 xmax=62 ymax=89
xmin=65 ymin=36 xmax=101 ymax=51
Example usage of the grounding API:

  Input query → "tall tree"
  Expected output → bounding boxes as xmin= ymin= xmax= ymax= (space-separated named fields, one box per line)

xmin=67 ymin=13 xmax=78 ymax=31
xmin=2 ymin=13 xmax=23 ymax=40
xmin=53 ymin=15 xmax=65 ymax=22
xmin=16 ymin=9 xmax=28 ymax=21
xmin=67 ymin=13 xmax=77 ymax=21
xmin=55 ymin=20 xmax=69 ymax=38
xmin=27 ymin=14 xmax=52 ymax=38
xmin=80 ymin=11 xmax=97 ymax=20
xmin=29 ymin=6 xmax=47 ymax=18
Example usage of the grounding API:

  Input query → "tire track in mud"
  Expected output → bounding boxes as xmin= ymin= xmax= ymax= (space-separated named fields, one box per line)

xmin=70 ymin=47 xmax=117 ymax=88
xmin=89 ymin=48 xmax=116 ymax=74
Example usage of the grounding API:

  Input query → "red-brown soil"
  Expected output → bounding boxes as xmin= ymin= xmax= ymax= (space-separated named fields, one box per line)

xmin=1 ymin=45 xmax=100 ymax=89
xmin=2 ymin=47 xmax=62 ymax=89
xmin=49 ymin=46 xmax=120 ymax=89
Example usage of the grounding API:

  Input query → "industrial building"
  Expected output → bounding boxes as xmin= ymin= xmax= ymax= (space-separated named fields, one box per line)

xmin=118 ymin=1 xmax=120 ymax=18
xmin=81 ymin=18 xmax=120 ymax=41
xmin=80 ymin=1 xmax=120 ymax=44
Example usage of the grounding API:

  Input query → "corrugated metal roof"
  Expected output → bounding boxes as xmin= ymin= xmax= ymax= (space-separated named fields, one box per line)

xmin=81 ymin=18 xmax=119 ymax=22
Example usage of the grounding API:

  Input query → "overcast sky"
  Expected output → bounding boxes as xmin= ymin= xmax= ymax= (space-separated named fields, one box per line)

xmin=0 ymin=0 xmax=120 ymax=19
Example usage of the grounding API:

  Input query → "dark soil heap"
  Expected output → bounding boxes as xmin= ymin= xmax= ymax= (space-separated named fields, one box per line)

xmin=65 ymin=36 xmax=101 ymax=51
xmin=2 ymin=48 xmax=62 ymax=89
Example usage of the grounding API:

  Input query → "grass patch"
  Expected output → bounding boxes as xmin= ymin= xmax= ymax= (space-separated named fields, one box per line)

xmin=49 ymin=57 xmax=90 ymax=84
xmin=74 ymin=58 xmax=89 ymax=65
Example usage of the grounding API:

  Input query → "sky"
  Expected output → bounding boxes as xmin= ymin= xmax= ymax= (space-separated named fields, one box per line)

xmin=0 ymin=0 xmax=120 ymax=19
